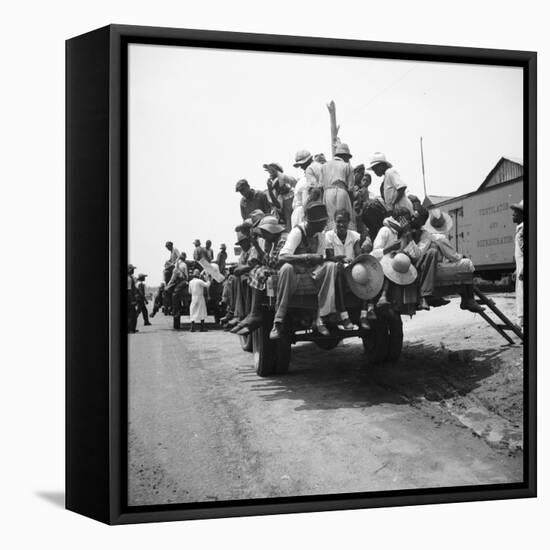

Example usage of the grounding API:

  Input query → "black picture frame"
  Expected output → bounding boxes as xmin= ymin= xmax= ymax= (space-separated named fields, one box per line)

xmin=66 ymin=24 xmax=537 ymax=525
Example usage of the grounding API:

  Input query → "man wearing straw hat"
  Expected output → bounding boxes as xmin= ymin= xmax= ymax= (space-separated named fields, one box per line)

xmin=232 ymin=215 xmax=288 ymax=336
xmin=270 ymin=202 xmax=338 ymax=339
xmin=291 ymin=149 xmax=323 ymax=226
xmin=319 ymin=143 xmax=356 ymax=230
xmin=424 ymin=208 xmax=484 ymax=313
xmin=510 ymin=199 xmax=524 ymax=327
xmin=236 ymin=178 xmax=270 ymax=221
xmin=263 ymin=162 xmax=296 ymax=232
xmin=368 ymin=152 xmax=414 ymax=215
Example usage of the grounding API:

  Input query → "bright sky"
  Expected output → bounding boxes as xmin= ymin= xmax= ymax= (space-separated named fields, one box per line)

xmin=128 ymin=43 xmax=523 ymax=281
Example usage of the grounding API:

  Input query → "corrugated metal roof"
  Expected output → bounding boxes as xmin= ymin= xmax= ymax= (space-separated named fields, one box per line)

xmin=428 ymin=195 xmax=454 ymax=204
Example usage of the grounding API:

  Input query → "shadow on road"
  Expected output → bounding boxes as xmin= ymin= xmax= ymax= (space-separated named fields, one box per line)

xmin=247 ymin=340 xmax=506 ymax=412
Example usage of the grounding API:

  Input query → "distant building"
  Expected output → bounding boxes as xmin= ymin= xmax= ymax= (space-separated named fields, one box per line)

xmin=427 ymin=157 xmax=523 ymax=277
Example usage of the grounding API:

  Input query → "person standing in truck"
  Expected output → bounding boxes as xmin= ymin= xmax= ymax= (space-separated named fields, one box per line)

xmin=510 ymin=200 xmax=524 ymax=327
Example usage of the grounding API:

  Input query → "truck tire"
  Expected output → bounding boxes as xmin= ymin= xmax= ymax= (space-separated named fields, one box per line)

xmin=362 ymin=317 xmax=390 ymax=364
xmin=386 ymin=315 xmax=404 ymax=362
xmin=362 ymin=315 xmax=404 ymax=364
xmin=275 ymin=318 xmax=292 ymax=374
xmin=239 ymin=333 xmax=253 ymax=352
xmin=252 ymin=308 xmax=278 ymax=376
xmin=315 ymin=338 xmax=341 ymax=351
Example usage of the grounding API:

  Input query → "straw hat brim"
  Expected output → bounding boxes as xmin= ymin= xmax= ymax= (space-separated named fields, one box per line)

xmin=344 ymin=254 xmax=385 ymax=300
xmin=424 ymin=211 xmax=453 ymax=234
xmin=380 ymin=255 xmax=418 ymax=286
xmin=510 ymin=203 xmax=523 ymax=211
xmin=293 ymin=155 xmax=312 ymax=168
xmin=258 ymin=224 xmax=286 ymax=234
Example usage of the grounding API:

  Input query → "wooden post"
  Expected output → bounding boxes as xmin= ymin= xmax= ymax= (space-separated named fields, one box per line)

xmin=327 ymin=100 xmax=339 ymax=158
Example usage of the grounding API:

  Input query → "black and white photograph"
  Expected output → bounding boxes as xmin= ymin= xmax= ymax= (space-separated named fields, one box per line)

xmin=126 ymin=43 xmax=527 ymax=507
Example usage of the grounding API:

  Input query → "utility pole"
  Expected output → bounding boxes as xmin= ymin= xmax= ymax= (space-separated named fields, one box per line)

xmin=327 ymin=100 xmax=339 ymax=158
xmin=420 ymin=136 xmax=432 ymax=207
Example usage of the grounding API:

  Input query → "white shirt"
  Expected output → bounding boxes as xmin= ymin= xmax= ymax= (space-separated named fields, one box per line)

xmin=292 ymin=176 xmax=310 ymax=209
xmin=515 ymin=222 xmax=524 ymax=276
xmin=372 ymin=224 xmax=421 ymax=261
xmin=280 ymin=224 xmax=326 ymax=256
xmin=325 ymin=229 xmax=360 ymax=259
xmin=189 ymin=278 xmax=210 ymax=297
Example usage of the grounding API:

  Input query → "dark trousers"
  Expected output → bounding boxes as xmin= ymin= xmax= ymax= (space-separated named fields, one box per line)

xmin=416 ymin=248 xmax=438 ymax=297
xmin=128 ymin=291 xmax=137 ymax=332
xmin=171 ymin=280 xmax=188 ymax=316
xmin=234 ymin=278 xmax=250 ymax=319
xmin=163 ymin=265 xmax=174 ymax=285
xmin=137 ymin=302 xmax=149 ymax=324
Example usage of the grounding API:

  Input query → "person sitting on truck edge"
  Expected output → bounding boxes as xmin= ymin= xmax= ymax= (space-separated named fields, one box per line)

xmin=270 ymin=201 xmax=338 ymax=340
xmin=368 ymin=152 xmax=414 ymax=216
xmin=325 ymin=209 xmax=372 ymax=330
xmin=233 ymin=216 xmax=288 ymax=336
xmin=264 ymin=162 xmax=296 ymax=232
xmin=222 ymin=231 xmax=253 ymax=328
xmin=225 ymin=214 xmax=267 ymax=330
xmin=408 ymin=206 xmax=450 ymax=310
xmin=164 ymin=241 xmax=180 ymax=285
xmin=236 ymin=178 xmax=271 ymax=221
xmin=372 ymin=208 xmax=420 ymax=317
xmin=424 ymin=209 xmax=484 ymax=313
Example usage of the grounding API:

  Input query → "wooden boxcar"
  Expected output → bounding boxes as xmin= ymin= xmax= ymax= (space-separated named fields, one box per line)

xmin=429 ymin=157 xmax=523 ymax=278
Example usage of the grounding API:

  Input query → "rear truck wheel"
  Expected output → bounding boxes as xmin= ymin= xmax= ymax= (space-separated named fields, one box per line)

xmin=362 ymin=317 xmax=390 ymax=364
xmin=361 ymin=314 xmax=404 ymax=364
xmin=386 ymin=315 xmax=403 ymax=362
xmin=239 ymin=333 xmax=253 ymax=353
xmin=252 ymin=307 xmax=278 ymax=376
xmin=315 ymin=337 xmax=341 ymax=351
xmin=274 ymin=317 xmax=292 ymax=374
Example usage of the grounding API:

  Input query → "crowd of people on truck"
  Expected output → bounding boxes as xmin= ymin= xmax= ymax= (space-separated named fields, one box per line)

xmin=127 ymin=144 xmax=525 ymax=335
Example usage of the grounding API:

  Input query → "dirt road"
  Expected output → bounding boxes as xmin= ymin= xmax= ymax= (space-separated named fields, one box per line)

xmin=128 ymin=294 xmax=523 ymax=506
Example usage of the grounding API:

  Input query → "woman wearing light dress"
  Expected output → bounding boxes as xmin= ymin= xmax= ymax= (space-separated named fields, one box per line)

xmin=188 ymin=269 xmax=211 ymax=332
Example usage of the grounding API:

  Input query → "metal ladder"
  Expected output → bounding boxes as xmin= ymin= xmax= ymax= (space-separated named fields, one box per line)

xmin=473 ymin=287 xmax=523 ymax=345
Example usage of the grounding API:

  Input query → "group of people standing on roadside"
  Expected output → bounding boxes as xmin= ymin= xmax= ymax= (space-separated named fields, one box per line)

xmin=127 ymin=237 xmax=230 ymax=333
xmin=221 ymin=146 xmax=486 ymax=341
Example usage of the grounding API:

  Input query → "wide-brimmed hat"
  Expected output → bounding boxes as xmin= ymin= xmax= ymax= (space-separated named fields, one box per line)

xmin=257 ymin=215 xmax=286 ymax=234
xmin=137 ymin=273 xmax=147 ymax=280
xmin=368 ymin=152 xmax=392 ymax=169
xmin=235 ymin=179 xmax=248 ymax=192
xmin=293 ymin=149 xmax=312 ymax=167
xmin=305 ymin=201 xmax=329 ymax=223
xmin=249 ymin=209 xmax=266 ymax=227
xmin=334 ymin=143 xmax=352 ymax=158
xmin=344 ymin=254 xmax=384 ymax=300
xmin=313 ymin=153 xmax=327 ymax=164
xmin=381 ymin=252 xmax=417 ymax=286
xmin=128 ymin=264 xmax=136 ymax=270
xmin=235 ymin=231 xmax=249 ymax=245
xmin=263 ymin=162 xmax=283 ymax=173
xmin=510 ymin=199 xmax=524 ymax=212
xmin=425 ymin=208 xmax=453 ymax=234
